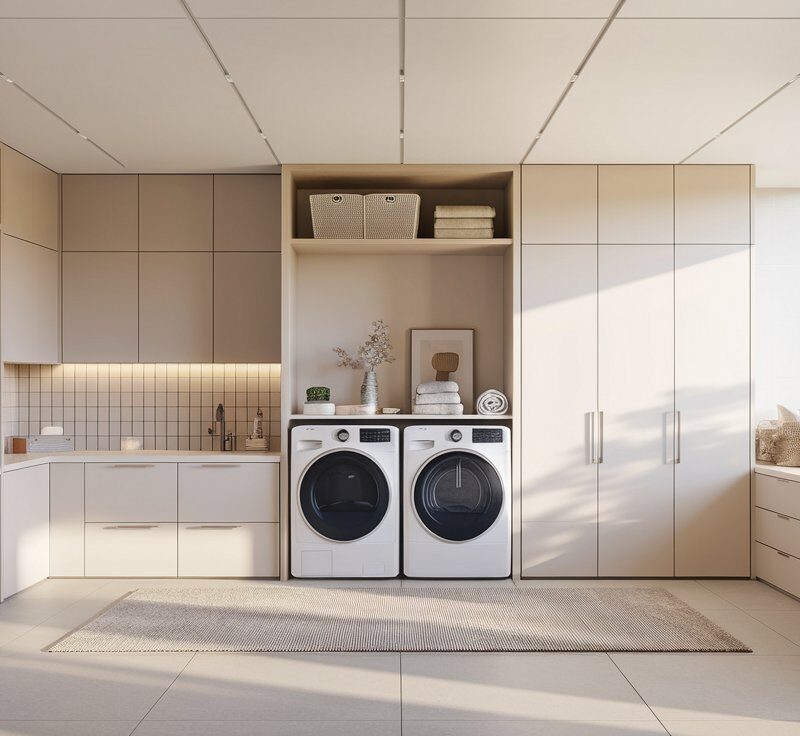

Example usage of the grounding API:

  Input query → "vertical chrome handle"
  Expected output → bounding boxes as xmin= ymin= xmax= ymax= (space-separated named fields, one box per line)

xmin=675 ymin=410 xmax=681 ymax=464
xmin=589 ymin=412 xmax=596 ymax=464
xmin=597 ymin=411 xmax=604 ymax=464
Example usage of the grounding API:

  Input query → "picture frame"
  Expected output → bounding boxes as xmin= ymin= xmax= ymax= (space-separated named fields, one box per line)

xmin=410 ymin=329 xmax=474 ymax=412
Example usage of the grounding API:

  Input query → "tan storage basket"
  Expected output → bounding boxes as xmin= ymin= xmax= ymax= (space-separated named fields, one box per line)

xmin=310 ymin=193 xmax=364 ymax=238
xmin=776 ymin=421 xmax=800 ymax=467
xmin=364 ymin=193 xmax=421 ymax=239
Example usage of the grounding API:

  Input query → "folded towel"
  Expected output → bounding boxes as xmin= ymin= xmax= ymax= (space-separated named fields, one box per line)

xmin=416 ymin=380 xmax=459 ymax=395
xmin=476 ymin=389 xmax=509 ymax=415
xmin=434 ymin=205 xmax=496 ymax=218
xmin=434 ymin=227 xmax=494 ymax=239
xmin=413 ymin=403 xmax=464 ymax=415
xmin=415 ymin=392 xmax=461 ymax=405
xmin=434 ymin=217 xmax=495 ymax=229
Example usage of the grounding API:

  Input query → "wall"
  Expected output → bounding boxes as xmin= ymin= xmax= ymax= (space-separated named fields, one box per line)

xmin=3 ymin=363 xmax=280 ymax=452
xmin=754 ymin=188 xmax=800 ymax=422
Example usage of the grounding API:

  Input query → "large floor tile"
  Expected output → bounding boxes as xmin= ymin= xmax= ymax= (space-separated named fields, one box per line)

xmin=403 ymin=722 xmax=667 ymax=735
xmin=748 ymin=610 xmax=800 ymax=647
xmin=0 ymin=653 xmax=192 ymax=721
xmin=0 ymin=723 xmax=137 ymax=736
xmin=133 ymin=722 xmax=402 ymax=735
xmin=698 ymin=609 xmax=800 ymax=655
xmin=698 ymin=581 xmax=800 ymax=611
xmin=401 ymin=653 xmax=655 ymax=722
xmin=612 ymin=654 xmax=800 ymax=721
xmin=147 ymin=652 xmax=400 ymax=722
xmin=662 ymin=722 xmax=800 ymax=735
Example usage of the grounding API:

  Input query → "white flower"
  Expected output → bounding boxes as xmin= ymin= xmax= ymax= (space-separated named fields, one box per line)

xmin=334 ymin=320 xmax=396 ymax=370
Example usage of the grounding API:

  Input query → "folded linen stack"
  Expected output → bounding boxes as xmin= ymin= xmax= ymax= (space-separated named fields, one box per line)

xmin=413 ymin=380 xmax=464 ymax=415
xmin=433 ymin=205 xmax=496 ymax=239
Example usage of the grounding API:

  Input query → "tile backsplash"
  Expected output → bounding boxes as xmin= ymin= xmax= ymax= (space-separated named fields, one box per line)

xmin=3 ymin=363 xmax=280 ymax=452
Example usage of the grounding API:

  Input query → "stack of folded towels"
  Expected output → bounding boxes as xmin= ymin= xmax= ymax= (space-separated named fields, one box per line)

xmin=433 ymin=204 xmax=496 ymax=239
xmin=413 ymin=380 xmax=464 ymax=415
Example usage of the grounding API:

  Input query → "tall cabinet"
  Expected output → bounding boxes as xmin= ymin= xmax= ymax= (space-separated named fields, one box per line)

xmin=521 ymin=164 xmax=751 ymax=578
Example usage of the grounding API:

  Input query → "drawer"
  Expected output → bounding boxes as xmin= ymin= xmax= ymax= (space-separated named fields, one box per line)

xmin=755 ymin=541 xmax=800 ymax=599
xmin=755 ymin=473 xmax=800 ymax=519
xmin=755 ymin=507 xmax=800 ymax=559
xmin=178 ymin=462 xmax=279 ymax=522
xmin=85 ymin=522 xmax=177 ymax=577
xmin=85 ymin=463 xmax=177 ymax=522
xmin=178 ymin=522 xmax=279 ymax=577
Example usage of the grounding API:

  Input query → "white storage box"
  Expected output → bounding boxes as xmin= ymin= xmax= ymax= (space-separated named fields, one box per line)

xmin=364 ymin=193 xmax=420 ymax=239
xmin=310 ymin=193 xmax=364 ymax=238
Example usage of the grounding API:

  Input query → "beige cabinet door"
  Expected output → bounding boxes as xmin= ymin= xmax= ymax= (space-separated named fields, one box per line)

xmin=599 ymin=165 xmax=673 ymax=244
xmin=50 ymin=463 xmax=85 ymax=577
xmin=31 ymin=163 xmax=58 ymax=250
xmin=522 ymin=165 xmax=597 ymax=244
xmin=62 ymin=252 xmax=138 ymax=362
xmin=139 ymin=252 xmax=213 ymax=362
xmin=214 ymin=252 xmax=281 ymax=362
xmin=214 ymin=174 xmax=281 ymax=251
xmin=139 ymin=174 xmax=212 ymax=251
xmin=62 ymin=175 xmax=138 ymax=251
xmin=1 ymin=234 xmax=59 ymax=363
xmin=1 ymin=146 xmax=33 ymax=242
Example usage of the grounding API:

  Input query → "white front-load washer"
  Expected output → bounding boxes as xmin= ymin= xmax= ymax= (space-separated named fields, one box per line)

xmin=404 ymin=425 xmax=511 ymax=578
xmin=291 ymin=424 xmax=399 ymax=578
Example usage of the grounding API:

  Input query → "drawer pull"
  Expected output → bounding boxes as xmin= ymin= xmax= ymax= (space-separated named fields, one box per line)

xmin=110 ymin=464 xmax=156 ymax=468
xmin=186 ymin=524 xmax=242 ymax=530
xmin=777 ymin=513 xmax=792 ymax=520
xmin=777 ymin=550 xmax=792 ymax=559
xmin=103 ymin=524 xmax=159 ymax=530
xmin=197 ymin=464 xmax=242 ymax=468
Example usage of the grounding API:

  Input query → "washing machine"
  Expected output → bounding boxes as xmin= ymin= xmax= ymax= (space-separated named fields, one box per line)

xmin=291 ymin=424 xmax=399 ymax=578
xmin=404 ymin=425 xmax=511 ymax=578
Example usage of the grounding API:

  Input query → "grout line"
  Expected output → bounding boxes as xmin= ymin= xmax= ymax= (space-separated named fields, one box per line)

xmin=606 ymin=653 xmax=671 ymax=735
xmin=129 ymin=651 xmax=198 ymax=734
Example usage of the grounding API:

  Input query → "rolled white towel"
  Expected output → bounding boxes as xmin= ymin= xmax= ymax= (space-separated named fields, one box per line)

xmin=416 ymin=380 xmax=459 ymax=395
xmin=412 ymin=403 xmax=464 ymax=415
xmin=476 ymin=389 xmax=509 ymax=415
xmin=415 ymin=392 xmax=461 ymax=405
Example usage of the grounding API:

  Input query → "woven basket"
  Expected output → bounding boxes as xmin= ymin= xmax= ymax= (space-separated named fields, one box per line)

xmin=775 ymin=421 xmax=800 ymax=466
xmin=364 ymin=193 xmax=420 ymax=239
xmin=756 ymin=420 xmax=781 ymax=462
xmin=310 ymin=193 xmax=364 ymax=239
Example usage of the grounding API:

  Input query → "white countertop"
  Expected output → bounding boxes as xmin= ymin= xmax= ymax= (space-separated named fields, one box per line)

xmin=3 ymin=449 xmax=280 ymax=471
xmin=755 ymin=462 xmax=800 ymax=482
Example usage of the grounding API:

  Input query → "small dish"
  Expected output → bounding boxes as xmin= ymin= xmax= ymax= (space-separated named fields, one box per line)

xmin=382 ymin=407 xmax=401 ymax=414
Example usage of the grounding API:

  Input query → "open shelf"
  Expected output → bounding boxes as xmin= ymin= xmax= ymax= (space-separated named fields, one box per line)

xmin=290 ymin=237 xmax=512 ymax=256
xmin=290 ymin=414 xmax=512 ymax=421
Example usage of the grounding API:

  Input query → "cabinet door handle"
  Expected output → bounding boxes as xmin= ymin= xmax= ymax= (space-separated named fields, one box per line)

xmin=597 ymin=411 xmax=604 ymax=464
xmin=197 ymin=464 xmax=241 ymax=468
xmin=186 ymin=525 xmax=242 ymax=530
xmin=110 ymin=464 xmax=156 ymax=468
xmin=104 ymin=524 xmax=159 ymax=530
xmin=675 ymin=410 xmax=681 ymax=464
xmin=589 ymin=412 xmax=596 ymax=464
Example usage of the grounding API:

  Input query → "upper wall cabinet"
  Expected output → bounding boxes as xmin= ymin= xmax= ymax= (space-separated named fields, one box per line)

xmin=62 ymin=175 xmax=138 ymax=251
xmin=62 ymin=252 xmax=138 ymax=362
xmin=31 ymin=163 xmax=59 ymax=249
xmin=139 ymin=175 xmax=213 ymax=251
xmin=675 ymin=165 xmax=751 ymax=244
xmin=522 ymin=165 xmax=597 ymax=244
xmin=598 ymin=165 xmax=673 ymax=244
xmin=214 ymin=175 xmax=280 ymax=252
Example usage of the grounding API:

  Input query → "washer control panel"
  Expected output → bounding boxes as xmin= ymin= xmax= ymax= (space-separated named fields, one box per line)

xmin=449 ymin=429 xmax=463 ymax=442
xmin=472 ymin=428 xmax=504 ymax=443
xmin=359 ymin=428 xmax=392 ymax=443
xmin=335 ymin=429 xmax=350 ymax=442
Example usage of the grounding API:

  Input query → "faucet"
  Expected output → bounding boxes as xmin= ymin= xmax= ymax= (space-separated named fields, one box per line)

xmin=208 ymin=403 xmax=233 ymax=452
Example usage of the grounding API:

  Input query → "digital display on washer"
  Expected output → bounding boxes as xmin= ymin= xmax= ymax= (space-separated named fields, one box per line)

xmin=360 ymin=428 xmax=392 ymax=443
xmin=472 ymin=428 xmax=504 ymax=443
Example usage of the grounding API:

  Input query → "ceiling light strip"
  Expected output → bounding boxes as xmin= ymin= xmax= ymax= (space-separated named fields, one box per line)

xmin=680 ymin=73 xmax=800 ymax=163
xmin=177 ymin=0 xmax=281 ymax=164
xmin=399 ymin=0 xmax=406 ymax=163
xmin=0 ymin=72 xmax=125 ymax=168
xmin=520 ymin=0 xmax=627 ymax=162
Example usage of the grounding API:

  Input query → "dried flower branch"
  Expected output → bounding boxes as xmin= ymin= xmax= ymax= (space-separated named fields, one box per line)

xmin=334 ymin=320 xmax=396 ymax=371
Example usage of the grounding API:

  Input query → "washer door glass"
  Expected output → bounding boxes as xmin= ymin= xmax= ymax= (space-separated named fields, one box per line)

xmin=414 ymin=451 xmax=503 ymax=542
xmin=299 ymin=450 xmax=390 ymax=542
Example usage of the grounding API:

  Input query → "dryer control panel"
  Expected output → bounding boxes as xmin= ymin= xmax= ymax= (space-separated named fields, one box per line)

xmin=360 ymin=428 xmax=393 ymax=443
xmin=472 ymin=428 xmax=505 ymax=443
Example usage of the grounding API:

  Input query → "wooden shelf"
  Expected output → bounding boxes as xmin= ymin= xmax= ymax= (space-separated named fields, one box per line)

xmin=290 ymin=238 xmax=512 ymax=256
xmin=290 ymin=414 xmax=512 ymax=421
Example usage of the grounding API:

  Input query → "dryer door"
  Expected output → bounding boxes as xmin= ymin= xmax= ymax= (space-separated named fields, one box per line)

xmin=414 ymin=451 xmax=504 ymax=542
xmin=299 ymin=450 xmax=390 ymax=541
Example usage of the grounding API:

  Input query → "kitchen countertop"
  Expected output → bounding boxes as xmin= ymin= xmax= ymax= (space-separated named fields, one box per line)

xmin=755 ymin=462 xmax=800 ymax=482
xmin=3 ymin=449 xmax=280 ymax=471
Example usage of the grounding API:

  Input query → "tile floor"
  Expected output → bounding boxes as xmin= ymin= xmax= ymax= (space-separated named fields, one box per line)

xmin=1 ymin=578 xmax=800 ymax=735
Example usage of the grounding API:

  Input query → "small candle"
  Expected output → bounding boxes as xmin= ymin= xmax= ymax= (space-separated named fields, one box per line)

xmin=121 ymin=436 xmax=142 ymax=451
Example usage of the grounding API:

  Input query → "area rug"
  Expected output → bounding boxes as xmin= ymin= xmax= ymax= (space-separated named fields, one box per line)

xmin=48 ymin=586 xmax=749 ymax=653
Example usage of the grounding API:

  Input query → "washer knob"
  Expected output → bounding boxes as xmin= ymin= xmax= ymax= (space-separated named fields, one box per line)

xmin=336 ymin=429 xmax=350 ymax=442
xmin=450 ymin=429 xmax=463 ymax=442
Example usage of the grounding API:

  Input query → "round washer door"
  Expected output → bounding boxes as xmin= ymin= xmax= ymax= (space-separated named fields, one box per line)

xmin=299 ymin=450 xmax=390 ymax=542
xmin=413 ymin=451 xmax=503 ymax=542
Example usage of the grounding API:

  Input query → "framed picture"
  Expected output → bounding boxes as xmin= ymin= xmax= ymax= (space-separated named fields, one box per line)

xmin=410 ymin=329 xmax=474 ymax=412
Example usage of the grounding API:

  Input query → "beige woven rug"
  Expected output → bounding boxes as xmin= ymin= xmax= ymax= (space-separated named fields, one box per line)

xmin=49 ymin=586 xmax=749 ymax=653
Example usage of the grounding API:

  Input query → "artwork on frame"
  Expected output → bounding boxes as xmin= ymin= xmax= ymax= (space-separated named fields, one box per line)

xmin=410 ymin=329 xmax=474 ymax=412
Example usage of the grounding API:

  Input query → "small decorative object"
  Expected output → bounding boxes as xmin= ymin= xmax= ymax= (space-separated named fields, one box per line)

xmin=476 ymin=389 xmax=509 ymax=416
xmin=382 ymin=407 xmax=401 ymax=414
xmin=756 ymin=420 xmax=781 ymax=463
xmin=245 ymin=408 xmax=269 ymax=451
xmin=411 ymin=329 xmax=474 ymax=412
xmin=334 ymin=320 xmax=395 ymax=413
xmin=10 ymin=437 xmax=27 ymax=454
xmin=121 ymin=436 xmax=142 ymax=451
xmin=303 ymin=402 xmax=335 ymax=415
xmin=306 ymin=386 xmax=331 ymax=403
xmin=335 ymin=404 xmax=376 ymax=415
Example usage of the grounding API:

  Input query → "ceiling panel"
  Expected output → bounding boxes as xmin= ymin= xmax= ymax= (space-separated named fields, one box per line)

xmin=0 ymin=82 xmax=119 ymax=171
xmin=528 ymin=19 xmax=800 ymax=163
xmin=620 ymin=0 xmax=800 ymax=18
xmin=0 ymin=1 xmax=182 ymax=17
xmin=189 ymin=0 xmax=398 ymax=18
xmin=689 ymin=81 xmax=800 ymax=187
xmin=0 ymin=18 xmax=276 ymax=172
xmin=199 ymin=19 xmax=400 ymax=163
xmin=404 ymin=19 xmax=603 ymax=163
xmin=406 ymin=0 xmax=615 ymax=18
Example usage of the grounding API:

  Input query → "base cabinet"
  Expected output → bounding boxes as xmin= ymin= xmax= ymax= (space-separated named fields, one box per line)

xmin=50 ymin=464 xmax=85 ymax=577
xmin=85 ymin=523 xmax=178 ymax=577
xmin=754 ymin=472 xmax=800 ymax=598
xmin=178 ymin=523 xmax=279 ymax=577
